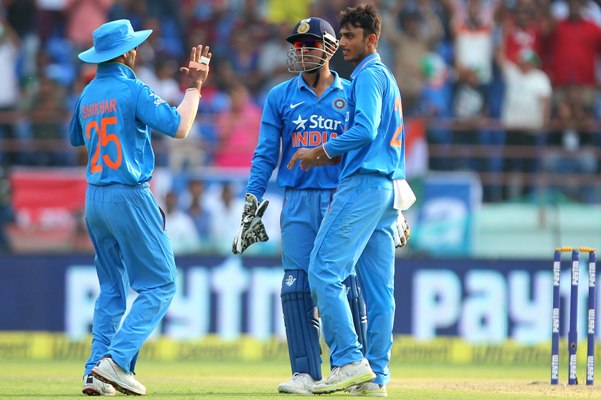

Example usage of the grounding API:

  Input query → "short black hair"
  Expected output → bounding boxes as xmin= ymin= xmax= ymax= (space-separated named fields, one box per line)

xmin=339 ymin=4 xmax=381 ymax=40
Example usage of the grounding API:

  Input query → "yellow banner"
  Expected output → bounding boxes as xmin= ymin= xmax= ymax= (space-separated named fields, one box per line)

xmin=0 ymin=332 xmax=596 ymax=366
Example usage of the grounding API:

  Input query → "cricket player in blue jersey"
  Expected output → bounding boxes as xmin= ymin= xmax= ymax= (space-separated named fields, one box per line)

xmin=288 ymin=4 xmax=414 ymax=396
xmin=70 ymin=19 xmax=211 ymax=396
xmin=231 ymin=17 xmax=369 ymax=395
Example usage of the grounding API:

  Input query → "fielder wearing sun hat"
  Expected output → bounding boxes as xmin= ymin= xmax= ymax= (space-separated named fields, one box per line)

xmin=78 ymin=19 xmax=152 ymax=64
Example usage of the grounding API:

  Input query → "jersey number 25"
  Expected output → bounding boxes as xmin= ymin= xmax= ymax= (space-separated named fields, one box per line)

xmin=85 ymin=116 xmax=122 ymax=173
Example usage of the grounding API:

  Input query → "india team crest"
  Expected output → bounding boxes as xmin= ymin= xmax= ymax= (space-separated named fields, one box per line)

xmin=297 ymin=20 xmax=310 ymax=34
xmin=333 ymin=97 xmax=347 ymax=110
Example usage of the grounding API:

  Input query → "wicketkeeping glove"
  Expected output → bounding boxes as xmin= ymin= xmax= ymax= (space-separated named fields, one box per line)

xmin=232 ymin=193 xmax=270 ymax=254
xmin=394 ymin=211 xmax=410 ymax=248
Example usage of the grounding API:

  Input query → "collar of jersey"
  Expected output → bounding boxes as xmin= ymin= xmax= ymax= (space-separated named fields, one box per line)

xmin=296 ymin=70 xmax=344 ymax=92
xmin=350 ymin=53 xmax=381 ymax=80
xmin=96 ymin=62 xmax=137 ymax=80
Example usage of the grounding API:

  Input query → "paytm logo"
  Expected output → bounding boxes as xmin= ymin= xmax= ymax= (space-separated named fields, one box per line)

xmin=65 ymin=258 xmax=285 ymax=340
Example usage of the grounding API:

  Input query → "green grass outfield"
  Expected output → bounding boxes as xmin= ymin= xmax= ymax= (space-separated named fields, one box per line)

xmin=1 ymin=359 xmax=599 ymax=399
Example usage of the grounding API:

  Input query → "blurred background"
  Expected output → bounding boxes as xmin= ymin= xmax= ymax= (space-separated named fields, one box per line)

xmin=1 ymin=0 xmax=601 ymax=368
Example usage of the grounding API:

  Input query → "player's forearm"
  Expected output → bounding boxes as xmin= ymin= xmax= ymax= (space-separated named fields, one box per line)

xmin=246 ymin=152 xmax=278 ymax=201
xmin=324 ymin=121 xmax=375 ymax=157
xmin=175 ymin=88 xmax=201 ymax=139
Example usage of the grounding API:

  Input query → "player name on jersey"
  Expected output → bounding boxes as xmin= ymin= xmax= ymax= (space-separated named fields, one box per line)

xmin=81 ymin=99 xmax=117 ymax=119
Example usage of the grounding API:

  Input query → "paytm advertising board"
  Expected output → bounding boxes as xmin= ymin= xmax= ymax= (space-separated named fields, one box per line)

xmin=0 ymin=254 xmax=598 ymax=345
xmin=411 ymin=172 xmax=482 ymax=256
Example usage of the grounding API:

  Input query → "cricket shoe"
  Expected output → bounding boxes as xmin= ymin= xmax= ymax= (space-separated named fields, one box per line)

xmin=92 ymin=357 xmax=147 ymax=396
xmin=311 ymin=358 xmax=375 ymax=394
xmin=82 ymin=374 xmax=116 ymax=396
xmin=350 ymin=382 xmax=388 ymax=397
xmin=278 ymin=372 xmax=318 ymax=395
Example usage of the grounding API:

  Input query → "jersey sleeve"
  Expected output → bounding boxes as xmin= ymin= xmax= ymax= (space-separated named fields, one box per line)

xmin=245 ymin=90 xmax=282 ymax=200
xmin=134 ymin=83 xmax=181 ymax=138
xmin=324 ymin=70 xmax=383 ymax=157
xmin=69 ymin=97 xmax=85 ymax=147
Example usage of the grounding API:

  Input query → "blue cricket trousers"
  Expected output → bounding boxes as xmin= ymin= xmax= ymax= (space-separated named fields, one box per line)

xmin=83 ymin=183 xmax=176 ymax=375
xmin=309 ymin=173 xmax=397 ymax=385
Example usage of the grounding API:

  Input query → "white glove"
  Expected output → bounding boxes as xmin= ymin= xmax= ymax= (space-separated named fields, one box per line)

xmin=232 ymin=193 xmax=269 ymax=254
xmin=394 ymin=211 xmax=410 ymax=248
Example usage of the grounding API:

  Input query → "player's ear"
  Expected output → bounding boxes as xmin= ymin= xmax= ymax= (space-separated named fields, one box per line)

xmin=367 ymin=33 xmax=377 ymax=46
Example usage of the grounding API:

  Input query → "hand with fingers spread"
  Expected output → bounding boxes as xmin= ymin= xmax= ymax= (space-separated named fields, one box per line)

xmin=174 ymin=44 xmax=212 ymax=138
xmin=180 ymin=45 xmax=212 ymax=91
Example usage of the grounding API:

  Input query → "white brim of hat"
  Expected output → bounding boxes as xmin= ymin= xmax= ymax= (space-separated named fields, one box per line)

xmin=78 ymin=29 xmax=153 ymax=64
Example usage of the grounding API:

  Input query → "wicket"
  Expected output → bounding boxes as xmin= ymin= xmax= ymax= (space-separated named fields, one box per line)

xmin=551 ymin=246 xmax=597 ymax=385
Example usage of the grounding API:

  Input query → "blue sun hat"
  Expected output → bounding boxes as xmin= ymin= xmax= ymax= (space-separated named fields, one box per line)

xmin=78 ymin=19 xmax=152 ymax=64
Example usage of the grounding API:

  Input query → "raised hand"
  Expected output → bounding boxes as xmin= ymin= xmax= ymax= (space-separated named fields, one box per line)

xmin=180 ymin=45 xmax=212 ymax=90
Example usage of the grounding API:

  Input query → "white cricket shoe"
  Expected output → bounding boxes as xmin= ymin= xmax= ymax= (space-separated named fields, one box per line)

xmin=311 ymin=358 xmax=375 ymax=394
xmin=92 ymin=357 xmax=147 ymax=396
xmin=278 ymin=372 xmax=317 ymax=395
xmin=82 ymin=374 xmax=116 ymax=396
xmin=351 ymin=382 xmax=388 ymax=397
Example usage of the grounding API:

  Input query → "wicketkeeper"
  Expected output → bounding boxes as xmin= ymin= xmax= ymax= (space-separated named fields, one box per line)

xmin=231 ymin=17 xmax=400 ymax=395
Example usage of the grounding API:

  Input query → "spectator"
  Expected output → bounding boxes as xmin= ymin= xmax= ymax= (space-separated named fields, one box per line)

xmin=207 ymin=182 xmax=245 ymax=254
xmin=185 ymin=0 xmax=237 ymax=59
xmin=543 ymin=88 xmax=598 ymax=202
xmin=65 ymin=0 xmax=113 ymax=53
xmin=0 ymin=17 xmax=21 ymax=166
xmin=382 ymin=1 xmax=444 ymax=116
xmin=224 ymin=28 xmax=264 ymax=95
xmin=164 ymin=191 xmax=202 ymax=255
xmin=107 ymin=0 xmax=148 ymax=31
xmin=499 ymin=0 xmax=543 ymax=64
xmin=213 ymin=82 xmax=262 ymax=169
xmin=452 ymin=67 xmax=487 ymax=171
xmin=451 ymin=0 xmax=495 ymax=87
xmin=420 ymin=51 xmax=453 ymax=171
xmin=185 ymin=179 xmax=212 ymax=249
xmin=35 ymin=0 xmax=67 ymax=46
xmin=27 ymin=75 xmax=71 ymax=166
xmin=450 ymin=0 xmax=500 ymax=189
xmin=257 ymin=22 xmax=294 ymax=100
xmin=542 ymin=0 xmax=601 ymax=115
xmin=498 ymin=48 xmax=552 ymax=200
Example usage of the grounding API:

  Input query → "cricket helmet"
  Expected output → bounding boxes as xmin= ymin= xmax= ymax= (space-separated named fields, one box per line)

xmin=286 ymin=17 xmax=339 ymax=73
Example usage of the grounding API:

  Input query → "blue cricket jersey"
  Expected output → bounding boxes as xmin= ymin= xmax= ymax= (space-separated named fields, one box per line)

xmin=246 ymin=71 xmax=350 ymax=200
xmin=323 ymin=53 xmax=406 ymax=181
xmin=69 ymin=63 xmax=181 ymax=186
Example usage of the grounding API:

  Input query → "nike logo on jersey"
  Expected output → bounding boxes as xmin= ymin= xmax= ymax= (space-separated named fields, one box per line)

xmin=290 ymin=101 xmax=304 ymax=109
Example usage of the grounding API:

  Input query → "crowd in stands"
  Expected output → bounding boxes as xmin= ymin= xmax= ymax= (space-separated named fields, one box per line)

xmin=1 ymin=0 xmax=601 ymax=253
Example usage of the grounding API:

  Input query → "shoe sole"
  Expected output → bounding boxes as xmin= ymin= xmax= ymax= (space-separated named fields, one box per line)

xmin=351 ymin=391 xmax=388 ymax=397
xmin=278 ymin=387 xmax=313 ymax=395
xmin=312 ymin=371 xmax=376 ymax=394
xmin=278 ymin=388 xmax=313 ymax=395
xmin=92 ymin=370 xmax=145 ymax=396
xmin=82 ymin=387 xmax=101 ymax=396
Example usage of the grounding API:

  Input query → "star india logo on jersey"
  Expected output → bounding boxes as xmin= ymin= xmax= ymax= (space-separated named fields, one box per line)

xmin=290 ymin=113 xmax=342 ymax=147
